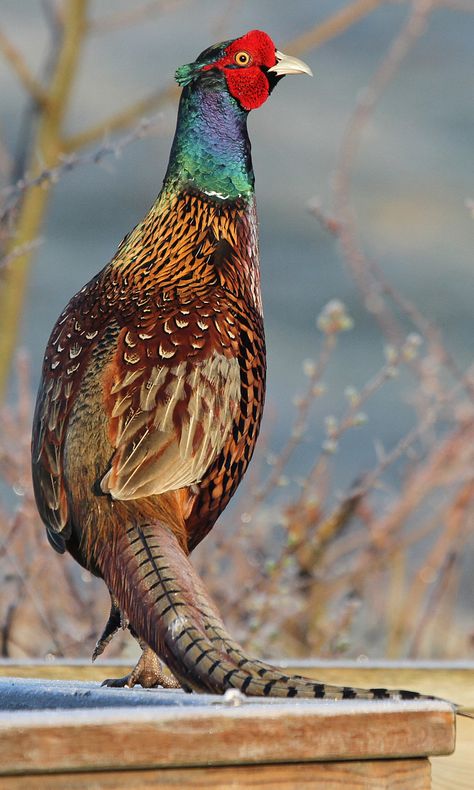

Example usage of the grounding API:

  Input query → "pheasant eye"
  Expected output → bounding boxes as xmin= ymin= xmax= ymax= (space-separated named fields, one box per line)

xmin=234 ymin=51 xmax=251 ymax=66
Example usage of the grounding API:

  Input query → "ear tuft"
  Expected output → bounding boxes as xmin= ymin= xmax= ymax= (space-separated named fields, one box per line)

xmin=175 ymin=63 xmax=198 ymax=87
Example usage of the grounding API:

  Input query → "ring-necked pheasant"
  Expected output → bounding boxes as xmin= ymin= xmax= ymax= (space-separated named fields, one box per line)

xmin=31 ymin=29 xmax=463 ymax=708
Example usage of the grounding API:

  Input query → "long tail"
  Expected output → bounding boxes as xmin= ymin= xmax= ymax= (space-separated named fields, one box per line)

xmin=96 ymin=520 xmax=461 ymax=708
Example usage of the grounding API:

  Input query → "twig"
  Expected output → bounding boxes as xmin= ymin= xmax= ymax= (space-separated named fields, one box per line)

xmin=311 ymin=207 xmax=474 ymax=404
xmin=0 ymin=29 xmax=48 ymax=105
xmin=408 ymin=552 xmax=457 ymax=656
xmin=346 ymin=420 xmax=474 ymax=586
xmin=285 ymin=0 xmax=387 ymax=55
xmin=62 ymin=84 xmax=177 ymax=152
xmin=407 ymin=478 xmax=474 ymax=656
xmin=0 ymin=132 xmax=11 ymax=180
xmin=10 ymin=2 xmax=63 ymax=188
xmin=0 ymin=239 xmax=43 ymax=271
xmin=0 ymin=602 xmax=16 ymax=658
xmin=89 ymin=0 xmax=190 ymax=33
xmin=252 ymin=335 xmax=336 ymax=506
xmin=212 ymin=0 xmax=244 ymax=37
xmin=333 ymin=0 xmax=434 ymax=312
xmin=0 ymin=0 xmax=88 ymax=400
xmin=0 ymin=115 xmax=164 ymax=224
xmin=314 ymin=0 xmax=474 ymax=404
xmin=1 ymin=520 xmax=66 ymax=655
xmin=373 ymin=264 xmax=474 ymax=401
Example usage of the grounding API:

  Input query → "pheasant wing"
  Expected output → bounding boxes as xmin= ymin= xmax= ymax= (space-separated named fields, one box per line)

xmin=31 ymin=278 xmax=106 ymax=550
xmin=101 ymin=312 xmax=241 ymax=501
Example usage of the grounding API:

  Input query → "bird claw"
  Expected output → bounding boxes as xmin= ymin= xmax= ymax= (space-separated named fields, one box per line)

xmin=101 ymin=674 xmax=134 ymax=688
xmin=101 ymin=646 xmax=181 ymax=690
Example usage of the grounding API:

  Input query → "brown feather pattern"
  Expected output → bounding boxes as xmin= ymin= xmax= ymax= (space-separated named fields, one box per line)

xmin=32 ymin=190 xmax=265 ymax=556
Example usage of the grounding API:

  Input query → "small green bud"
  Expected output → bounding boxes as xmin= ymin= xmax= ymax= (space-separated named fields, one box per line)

xmin=402 ymin=332 xmax=423 ymax=361
xmin=317 ymin=300 xmax=354 ymax=334
xmin=352 ymin=411 xmax=368 ymax=426
xmin=303 ymin=359 xmax=317 ymax=377
xmin=344 ymin=385 xmax=360 ymax=406
xmin=324 ymin=415 xmax=338 ymax=437
xmin=384 ymin=344 xmax=399 ymax=365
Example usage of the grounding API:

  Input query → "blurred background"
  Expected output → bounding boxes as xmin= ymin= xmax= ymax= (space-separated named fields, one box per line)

xmin=1 ymin=0 xmax=473 ymax=665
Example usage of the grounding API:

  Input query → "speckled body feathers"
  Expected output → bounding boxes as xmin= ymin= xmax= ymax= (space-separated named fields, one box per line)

xmin=33 ymin=189 xmax=265 ymax=559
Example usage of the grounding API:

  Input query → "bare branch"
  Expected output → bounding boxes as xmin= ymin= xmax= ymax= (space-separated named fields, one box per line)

xmin=333 ymin=0 xmax=434 ymax=303
xmin=62 ymin=83 xmax=178 ymax=152
xmin=0 ymin=239 xmax=43 ymax=271
xmin=252 ymin=334 xmax=337 ymax=507
xmin=0 ymin=29 xmax=48 ymax=105
xmin=0 ymin=114 xmax=164 ymax=224
xmin=0 ymin=132 xmax=11 ymax=180
xmin=89 ymin=0 xmax=190 ymax=34
xmin=326 ymin=0 xmax=474 ymax=405
xmin=284 ymin=0 xmax=388 ymax=56
xmin=212 ymin=0 xmax=244 ymax=37
xmin=0 ymin=0 xmax=88 ymax=399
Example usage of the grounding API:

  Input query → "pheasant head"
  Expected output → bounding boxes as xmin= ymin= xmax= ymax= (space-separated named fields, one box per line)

xmin=175 ymin=29 xmax=312 ymax=110
xmin=167 ymin=30 xmax=312 ymax=197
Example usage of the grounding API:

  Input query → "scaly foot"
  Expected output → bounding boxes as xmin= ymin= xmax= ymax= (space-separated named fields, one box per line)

xmin=101 ymin=645 xmax=181 ymax=689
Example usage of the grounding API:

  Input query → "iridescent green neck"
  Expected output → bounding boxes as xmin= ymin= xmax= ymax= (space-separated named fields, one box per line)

xmin=163 ymin=77 xmax=254 ymax=200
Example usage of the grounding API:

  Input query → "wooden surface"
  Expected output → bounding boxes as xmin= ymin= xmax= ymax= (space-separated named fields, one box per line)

xmin=0 ymin=759 xmax=431 ymax=789
xmin=0 ymin=692 xmax=454 ymax=772
xmin=0 ymin=661 xmax=470 ymax=788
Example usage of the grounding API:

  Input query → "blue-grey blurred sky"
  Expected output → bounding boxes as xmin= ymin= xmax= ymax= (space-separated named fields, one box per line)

xmin=2 ymin=0 xmax=473 ymax=497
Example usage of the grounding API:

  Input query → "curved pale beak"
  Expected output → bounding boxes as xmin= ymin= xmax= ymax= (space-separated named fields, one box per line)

xmin=268 ymin=50 xmax=313 ymax=77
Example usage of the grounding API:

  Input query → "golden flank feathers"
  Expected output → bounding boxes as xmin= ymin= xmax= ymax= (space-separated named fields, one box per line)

xmin=101 ymin=352 xmax=241 ymax=500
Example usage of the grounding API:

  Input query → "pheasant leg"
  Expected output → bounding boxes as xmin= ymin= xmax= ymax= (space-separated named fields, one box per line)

xmin=92 ymin=593 xmax=124 ymax=661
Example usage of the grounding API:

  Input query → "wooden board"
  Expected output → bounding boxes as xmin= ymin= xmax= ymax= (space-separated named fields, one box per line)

xmin=0 ymin=663 xmax=467 ymax=788
xmin=0 ymin=694 xmax=454 ymax=775
xmin=0 ymin=759 xmax=431 ymax=789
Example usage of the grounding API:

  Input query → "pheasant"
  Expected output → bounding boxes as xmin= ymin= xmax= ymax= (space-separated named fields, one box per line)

xmin=31 ymin=29 xmax=463 ymax=708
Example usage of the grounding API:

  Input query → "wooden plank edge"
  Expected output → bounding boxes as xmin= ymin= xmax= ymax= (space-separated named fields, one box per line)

xmin=0 ymin=700 xmax=455 ymax=775
xmin=0 ymin=758 xmax=432 ymax=789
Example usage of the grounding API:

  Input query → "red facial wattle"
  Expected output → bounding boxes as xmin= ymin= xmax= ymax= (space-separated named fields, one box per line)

xmin=224 ymin=66 xmax=271 ymax=111
xmin=205 ymin=29 xmax=278 ymax=111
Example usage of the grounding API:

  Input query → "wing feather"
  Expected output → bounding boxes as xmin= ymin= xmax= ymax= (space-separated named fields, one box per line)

xmin=101 ymin=350 xmax=241 ymax=500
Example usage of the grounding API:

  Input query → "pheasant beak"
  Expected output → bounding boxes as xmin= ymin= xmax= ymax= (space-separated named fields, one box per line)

xmin=268 ymin=50 xmax=313 ymax=77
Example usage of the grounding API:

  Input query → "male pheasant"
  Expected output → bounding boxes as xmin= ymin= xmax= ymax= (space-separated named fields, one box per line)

xmin=31 ymin=29 xmax=456 ymax=705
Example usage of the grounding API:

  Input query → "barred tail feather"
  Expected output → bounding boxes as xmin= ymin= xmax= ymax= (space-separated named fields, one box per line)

xmin=97 ymin=520 xmax=451 ymax=704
